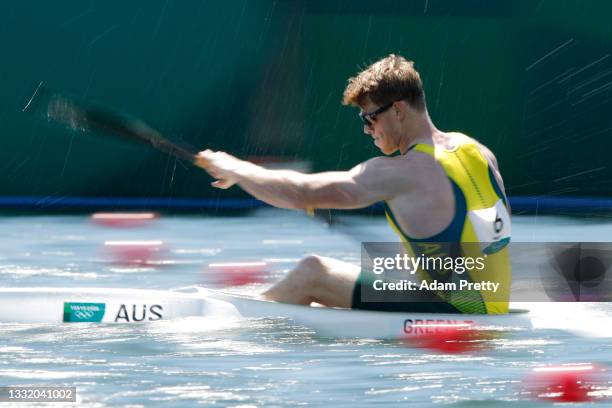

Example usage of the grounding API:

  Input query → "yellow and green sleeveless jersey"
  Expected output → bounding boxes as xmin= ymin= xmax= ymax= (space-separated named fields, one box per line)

xmin=384 ymin=134 xmax=511 ymax=314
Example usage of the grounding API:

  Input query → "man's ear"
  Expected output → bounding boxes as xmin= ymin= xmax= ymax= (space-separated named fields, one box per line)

xmin=394 ymin=100 xmax=408 ymax=122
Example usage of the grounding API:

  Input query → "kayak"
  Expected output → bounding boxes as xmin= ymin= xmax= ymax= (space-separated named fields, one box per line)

xmin=0 ymin=287 xmax=531 ymax=339
xmin=202 ymin=288 xmax=531 ymax=339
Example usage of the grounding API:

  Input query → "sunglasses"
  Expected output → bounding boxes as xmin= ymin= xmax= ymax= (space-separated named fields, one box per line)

xmin=358 ymin=101 xmax=394 ymax=127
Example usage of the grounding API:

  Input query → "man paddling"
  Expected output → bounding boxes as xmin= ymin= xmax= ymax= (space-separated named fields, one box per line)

xmin=196 ymin=54 xmax=511 ymax=314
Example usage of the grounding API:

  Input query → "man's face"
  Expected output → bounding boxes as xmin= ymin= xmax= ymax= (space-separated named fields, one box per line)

xmin=359 ymin=100 xmax=399 ymax=155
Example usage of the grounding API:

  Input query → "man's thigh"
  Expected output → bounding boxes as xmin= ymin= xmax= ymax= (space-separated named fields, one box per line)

xmin=310 ymin=256 xmax=360 ymax=308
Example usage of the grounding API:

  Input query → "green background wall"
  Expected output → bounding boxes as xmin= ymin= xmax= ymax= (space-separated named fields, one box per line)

xmin=1 ymin=1 xmax=611 ymax=200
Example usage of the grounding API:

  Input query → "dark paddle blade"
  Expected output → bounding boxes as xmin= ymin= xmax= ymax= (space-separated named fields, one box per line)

xmin=23 ymin=82 xmax=197 ymax=163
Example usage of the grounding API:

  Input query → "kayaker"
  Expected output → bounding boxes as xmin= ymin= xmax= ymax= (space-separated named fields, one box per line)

xmin=196 ymin=54 xmax=511 ymax=314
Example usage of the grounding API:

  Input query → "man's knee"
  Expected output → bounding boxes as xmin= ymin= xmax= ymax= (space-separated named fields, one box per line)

xmin=292 ymin=255 xmax=329 ymax=287
xmin=297 ymin=254 xmax=326 ymax=271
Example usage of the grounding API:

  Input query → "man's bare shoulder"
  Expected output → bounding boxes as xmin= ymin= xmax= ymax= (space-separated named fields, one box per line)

xmin=351 ymin=152 xmax=437 ymax=191
xmin=355 ymin=151 xmax=435 ymax=172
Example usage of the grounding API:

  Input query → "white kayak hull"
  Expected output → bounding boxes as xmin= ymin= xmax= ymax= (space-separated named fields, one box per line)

xmin=0 ymin=287 xmax=531 ymax=339
xmin=202 ymin=288 xmax=531 ymax=339
xmin=0 ymin=287 xmax=239 ymax=324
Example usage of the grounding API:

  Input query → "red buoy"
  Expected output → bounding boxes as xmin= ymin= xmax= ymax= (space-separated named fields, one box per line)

xmin=525 ymin=364 xmax=603 ymax=402
xmin=206 ymin=261 xmax=269 ymax=286
xmin=103 ymin=240 xmax=165 ymax=266
xmin=91 ymin=212 xmax=158 ymax=228
xmin=399 ymin=321 xmax=493 ymax=353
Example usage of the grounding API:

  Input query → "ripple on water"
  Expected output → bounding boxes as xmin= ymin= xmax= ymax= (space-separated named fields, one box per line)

xmin=0 ymin=369 xmax=122 ymax=380
xmin=0 ymin=265 xmax=98 ymax=279
xmin=109 ymin=385 xmax=249 ymax=405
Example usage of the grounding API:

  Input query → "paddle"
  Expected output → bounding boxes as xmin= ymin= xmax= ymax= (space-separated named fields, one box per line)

xmin=23 ymin=82 xmax=322 ymax=218
xmin=23 ymin=82 xmax=198 ymax=163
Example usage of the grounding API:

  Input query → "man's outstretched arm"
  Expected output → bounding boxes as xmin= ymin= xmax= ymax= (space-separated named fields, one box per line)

xmin=196 ymin=150 xmax=402 ymax=210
